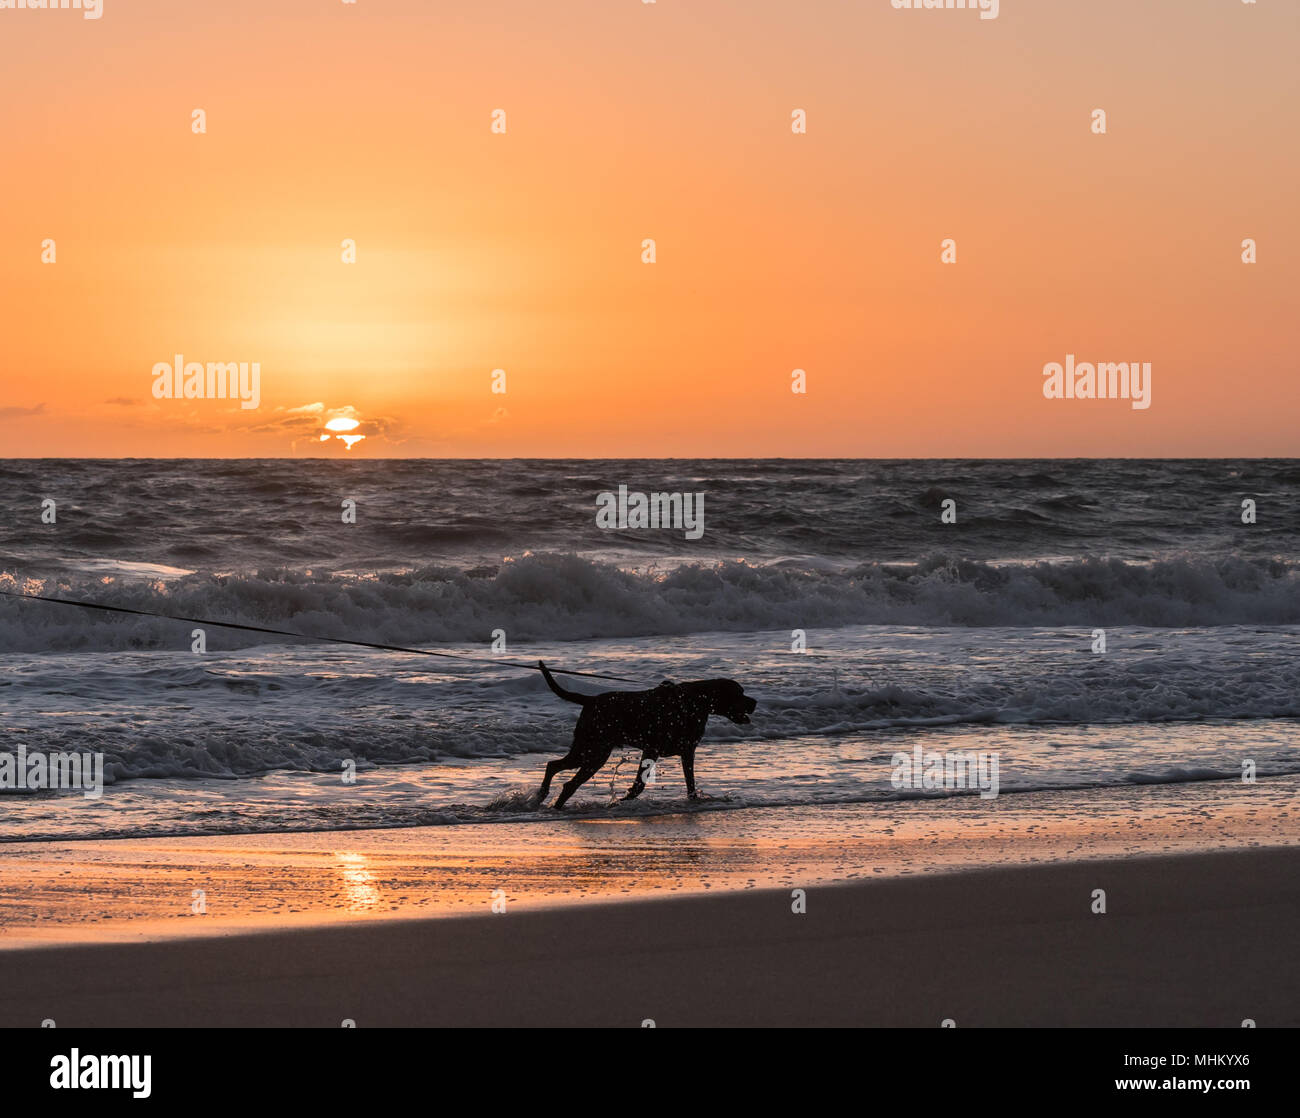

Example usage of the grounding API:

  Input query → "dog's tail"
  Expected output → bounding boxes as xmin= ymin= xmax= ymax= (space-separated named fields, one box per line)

xmin=538 ymin=660 xmax=590 ymax=705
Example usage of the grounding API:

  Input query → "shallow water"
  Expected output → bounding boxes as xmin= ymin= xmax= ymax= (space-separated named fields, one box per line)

xmin=2 ymin=623 xmax=1298 ymax=841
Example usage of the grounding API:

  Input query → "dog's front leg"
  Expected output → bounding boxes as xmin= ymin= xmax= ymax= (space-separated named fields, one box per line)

xmin=681 ymin=750 xmax=700 ymax=799
xmin=622 ymin=755 xmax=653 ymax=800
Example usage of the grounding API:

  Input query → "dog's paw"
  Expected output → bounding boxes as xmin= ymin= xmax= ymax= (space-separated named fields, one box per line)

xmin=688 ymin=792 xmax=726 ymax=804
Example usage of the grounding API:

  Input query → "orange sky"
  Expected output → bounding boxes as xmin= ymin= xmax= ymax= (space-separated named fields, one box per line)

xmin=1 ymin=0 xmax=1297 ymax=457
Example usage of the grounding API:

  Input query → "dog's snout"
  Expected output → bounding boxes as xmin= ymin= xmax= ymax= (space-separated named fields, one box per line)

xmin=729 ymin=695 xmax=756 ymax=724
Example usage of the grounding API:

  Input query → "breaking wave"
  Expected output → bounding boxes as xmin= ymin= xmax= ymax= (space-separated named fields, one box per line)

xmin=2 ymin=552 xmax=1299 ymax=652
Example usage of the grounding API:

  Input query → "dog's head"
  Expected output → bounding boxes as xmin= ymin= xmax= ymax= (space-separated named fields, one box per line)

xmin=707 ymin=680 xmax=758 ymax=725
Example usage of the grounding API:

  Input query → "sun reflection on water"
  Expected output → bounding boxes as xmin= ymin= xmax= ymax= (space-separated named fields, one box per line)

xmin=334 ymin=852 xmax=380 ymax=911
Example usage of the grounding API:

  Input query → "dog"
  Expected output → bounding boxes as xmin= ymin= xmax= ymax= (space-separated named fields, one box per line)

xmin=534 ymin=661 xmax=757 ymax=809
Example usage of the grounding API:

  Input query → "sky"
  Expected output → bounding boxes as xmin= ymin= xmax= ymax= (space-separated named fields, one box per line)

xmin=1 ymin=0 xmax=1297 ymax=457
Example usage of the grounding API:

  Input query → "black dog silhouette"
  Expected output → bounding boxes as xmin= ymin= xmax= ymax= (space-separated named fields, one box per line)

xmin=535 ymin=661 xmax=757 ymax=809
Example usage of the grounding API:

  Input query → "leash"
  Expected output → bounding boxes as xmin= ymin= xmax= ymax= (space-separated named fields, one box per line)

xmin=0 ymin=588 xmax=641 ymax=684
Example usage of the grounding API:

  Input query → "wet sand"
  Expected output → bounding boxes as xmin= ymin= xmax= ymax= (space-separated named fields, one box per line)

xmin=0 ymin=776 xmax=1294 ymax=944
xmin=0 ymin=846 xmax=1295 ymax=1027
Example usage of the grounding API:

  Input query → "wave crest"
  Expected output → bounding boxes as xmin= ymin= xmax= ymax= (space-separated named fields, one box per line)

xmin=2 ymin=552 xmax=1298 ymax=652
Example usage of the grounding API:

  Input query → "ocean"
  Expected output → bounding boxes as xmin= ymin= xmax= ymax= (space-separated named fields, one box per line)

xmin=2 ymin=458 xmax=1298 ymax=842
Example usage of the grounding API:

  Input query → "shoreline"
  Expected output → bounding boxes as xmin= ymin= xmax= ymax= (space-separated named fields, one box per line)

xmin=1 ymin=775 xmax=1295 ymax=948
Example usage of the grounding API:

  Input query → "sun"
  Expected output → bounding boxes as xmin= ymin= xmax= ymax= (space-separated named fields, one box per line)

xmin=320 ymin=414 xmax=365 ymax=450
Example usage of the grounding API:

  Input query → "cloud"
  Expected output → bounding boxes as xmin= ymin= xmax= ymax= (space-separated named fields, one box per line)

xmin=104 ymin=397 xmax=137 ymax=407
xmin=0 ymin=404 xmax=46 ymax=419
xmin=90 ymin=400 xmax=408 ymax=451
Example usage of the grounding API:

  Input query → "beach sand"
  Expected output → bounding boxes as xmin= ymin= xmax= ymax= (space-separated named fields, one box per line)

xmin=1 ymin=777 xmax=1296 ymax=1026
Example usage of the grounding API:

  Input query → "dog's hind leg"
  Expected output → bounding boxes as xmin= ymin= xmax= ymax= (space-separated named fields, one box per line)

xmin=554 ymin=762 xmax=602 ymax=810
xmin=535 ymin=756 xmax=577 ymax=804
